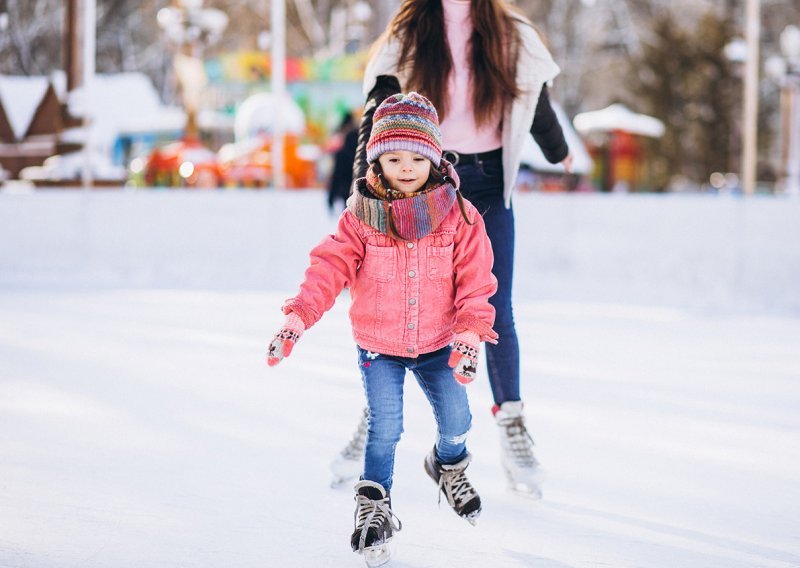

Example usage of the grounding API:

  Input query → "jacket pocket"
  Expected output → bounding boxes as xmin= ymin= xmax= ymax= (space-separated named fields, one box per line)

xmin=427 ymin=244 xmax=454 ymax=280
xmin=362 ymin=244 xmax=396 ymax=282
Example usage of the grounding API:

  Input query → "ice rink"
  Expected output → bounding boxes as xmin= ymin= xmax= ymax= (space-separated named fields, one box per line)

xmin=0 ymin=191 xmax=798 ymax=567
xmin=1 ymin=289 xmax=798 ymax=567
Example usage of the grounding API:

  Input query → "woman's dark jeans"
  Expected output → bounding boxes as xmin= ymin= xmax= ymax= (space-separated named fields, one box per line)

xmin=455 ymin=151 xmax=520 ymax=405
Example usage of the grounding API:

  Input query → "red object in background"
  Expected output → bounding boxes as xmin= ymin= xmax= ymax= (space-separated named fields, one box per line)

xmin=141 ymin=135 xmax=317 ymax=189
xmin=218 ymin=134 xmax=316 ymax=188
xmin=285 ymin=58 xmax=303 ymax=83
xmin=608 ymin=130 xmax=641 ymax=191
xmin=144 ymin=138 xmax=222 ymax=188
xmin=584 ymin=131 xmax=643 ymax=192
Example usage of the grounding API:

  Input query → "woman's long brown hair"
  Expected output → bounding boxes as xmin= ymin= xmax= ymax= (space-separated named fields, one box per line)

xmin=387 ymin=0 xmax=522 ymax=126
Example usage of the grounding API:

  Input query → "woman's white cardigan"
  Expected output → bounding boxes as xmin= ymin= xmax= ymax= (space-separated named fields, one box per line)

xmin=363 ymin=20 xmax=560 ymax=208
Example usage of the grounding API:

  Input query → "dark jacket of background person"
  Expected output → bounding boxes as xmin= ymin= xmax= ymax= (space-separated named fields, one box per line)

xmin=328 ymin=126 xmax=359 ymax=212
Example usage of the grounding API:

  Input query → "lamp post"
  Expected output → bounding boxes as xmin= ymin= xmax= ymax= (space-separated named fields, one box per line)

xmin=157 ymin=0 xmax=228 ymax=141
xmin=741 ymin=0 xmax=760 ymax=196
xmin=724 ymin=36 xmax=747 ymax=187
xmin=271 ymin=0 xmax=286 ymax=189
xmin=81 ymin=0 xmax=96 ymax=190
xmin=766 ymin=25 xmax=800 ymax=196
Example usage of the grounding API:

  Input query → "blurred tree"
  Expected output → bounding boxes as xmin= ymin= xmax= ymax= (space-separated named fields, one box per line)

xmin=627 ymin=10 xmax=739 ymax=189
xmin=0 ymin=0 xmax=64 ymax=75
xmin=0 ymin=0 xmax=366 ymax=99
xmin=0 ymin=0 xmax=170 ymax=96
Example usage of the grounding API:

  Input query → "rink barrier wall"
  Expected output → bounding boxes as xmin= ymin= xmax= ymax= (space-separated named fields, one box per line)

xmin=0 ymin=189 xmax=798 ymax=314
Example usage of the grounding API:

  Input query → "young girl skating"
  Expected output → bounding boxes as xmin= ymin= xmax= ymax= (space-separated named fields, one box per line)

xmin=266 ymin=92 xmax=498 ymax=566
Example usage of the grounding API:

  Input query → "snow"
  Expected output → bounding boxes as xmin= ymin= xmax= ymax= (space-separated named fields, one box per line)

xmin=20 ymin=151 xmax=128 ymax=182
xmin=573 ymin=104 xmax=666 ymax=138
xmin=67 ymin=73 xmax=186 ymax=149
xmin=0 ymin=190 xmax=798 ymax=567
xmin=0 ymin=75 xmax=50 ymax=140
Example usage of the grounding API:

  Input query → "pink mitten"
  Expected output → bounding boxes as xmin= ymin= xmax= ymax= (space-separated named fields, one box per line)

xmin=266 ymin=312 xmax=305 ymax=367
xmin=448 ymin=331 xmax=481 ymax=384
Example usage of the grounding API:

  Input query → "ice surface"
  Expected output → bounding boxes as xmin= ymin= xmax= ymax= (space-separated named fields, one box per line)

xmin=0 ymin=290 xmax=798 ymax=567
xmin=0 ymin=191 xmax=798 ymax=567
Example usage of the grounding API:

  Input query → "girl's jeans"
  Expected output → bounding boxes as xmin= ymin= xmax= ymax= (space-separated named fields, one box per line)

xmin=455 ymin=152 xmax=520 ymax=405
xmin=359 ymin=345 xmax=471 ymax=492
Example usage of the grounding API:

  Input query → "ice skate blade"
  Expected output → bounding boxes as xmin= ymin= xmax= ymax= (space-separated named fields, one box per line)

xmin=510 ymin=482 xmax=542 ymax=499
xmin=503 ymin=464 xmax=544 ymax=499
xmin=362 ymin=544 xmax=391 ymax=567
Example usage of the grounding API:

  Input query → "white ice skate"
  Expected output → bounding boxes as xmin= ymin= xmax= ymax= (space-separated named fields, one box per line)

xmin=330 ymin=408 xmax=368 ymax=488
xmin=495 ymin=401 xmax=543 ymax=498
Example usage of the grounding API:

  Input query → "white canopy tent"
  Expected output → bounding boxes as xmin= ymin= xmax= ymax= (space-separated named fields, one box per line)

xmin=233 ymin=92 xmax=305 ymax=142
xmin=573 ymin=103 xmax=665 ymax=138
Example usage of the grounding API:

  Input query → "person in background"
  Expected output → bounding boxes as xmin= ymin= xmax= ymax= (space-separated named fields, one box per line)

xmin=330 ymin=0 xmax=573 ymax=498
xmin=267 ymin=92 xmax=497 ymax=565
xmin=327 ymin=111 xmax=360 ymax=213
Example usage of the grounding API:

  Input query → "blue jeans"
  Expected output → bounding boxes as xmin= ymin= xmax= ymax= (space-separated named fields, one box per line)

xmin=455 ymin=151 xmax=521 ymax=405
xmin=358 ymin=345 xmax=471 ymax=492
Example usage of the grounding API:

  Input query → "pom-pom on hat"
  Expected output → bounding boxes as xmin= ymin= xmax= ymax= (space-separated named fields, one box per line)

xmin=366 ymin=92 xmax=443 ymax=167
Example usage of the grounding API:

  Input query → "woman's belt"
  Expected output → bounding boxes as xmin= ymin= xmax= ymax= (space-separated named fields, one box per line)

xmin=442 ymin=147 xmax=502 ymax=166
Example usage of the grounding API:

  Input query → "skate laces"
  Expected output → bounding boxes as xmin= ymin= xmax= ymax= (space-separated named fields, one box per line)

xmin=500 ymin=416 xmax=537 ymax=467
xmin=438 ymin=467 xmax=477 ymax=509
xmin=354 ymin=495 xmax=402 ymax=550
xmin=341 ymin=409 xmax=368 ymax=460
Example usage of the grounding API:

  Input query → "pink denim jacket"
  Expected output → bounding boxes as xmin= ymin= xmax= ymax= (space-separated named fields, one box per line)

xmin=282 ymin=199 xmax=498 ymax=357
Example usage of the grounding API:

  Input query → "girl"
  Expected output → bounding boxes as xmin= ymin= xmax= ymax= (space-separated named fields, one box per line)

xmin=266 ymin=92 xmax=498 ymax=565
xmin=334 ymin=0 xmax=573 ymax=498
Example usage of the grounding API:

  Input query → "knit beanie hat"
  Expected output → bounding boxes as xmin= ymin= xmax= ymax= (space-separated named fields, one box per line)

xmin=366 ymin=92 xmax=443 ymax=167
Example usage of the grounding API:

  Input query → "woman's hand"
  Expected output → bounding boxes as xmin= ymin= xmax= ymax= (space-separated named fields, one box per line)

xmin=560 ymin=153 xmax=574 ymax=174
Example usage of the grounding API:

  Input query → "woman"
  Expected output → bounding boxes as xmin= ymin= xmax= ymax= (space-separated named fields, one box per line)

xmin=331 ymin=0 xmax=572 ymax=498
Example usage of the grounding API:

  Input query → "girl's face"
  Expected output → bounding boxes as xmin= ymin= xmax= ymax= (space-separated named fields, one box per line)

xmin=377 ymin=150 xmax=432 ymax=194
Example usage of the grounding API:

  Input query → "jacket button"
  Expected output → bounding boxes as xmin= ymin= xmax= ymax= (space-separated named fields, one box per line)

xmin=407 ymin=323 xmax=415 ymax=329
xmin=409 ymin=298 xmax=416 ymax=305
xmin=407 ymin=242 xmax=414 ymax=248
xmin=407 ymin=347 xmax=414 ymax=353
xmin=408 ymin=270 xmax=416 ymax=277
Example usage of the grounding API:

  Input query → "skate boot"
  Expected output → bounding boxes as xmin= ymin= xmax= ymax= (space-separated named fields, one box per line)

xmin=494 ymin=401 xmax=542 ymax=498
xmin=424 ymin=449 xmax=482 ymax=525
xmin=330 ymin=407 xmax=368 ymax=488
xmin=351 ymin=480 xmax=402 ymax=567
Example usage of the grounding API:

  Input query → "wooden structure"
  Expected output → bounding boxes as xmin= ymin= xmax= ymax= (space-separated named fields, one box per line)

xmin=0 ymin=78 xmax=81 ymax=179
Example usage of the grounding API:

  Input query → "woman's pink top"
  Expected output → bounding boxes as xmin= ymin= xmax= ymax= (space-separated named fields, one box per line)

xmin=439 ymin=0 xmax=503 ymax=153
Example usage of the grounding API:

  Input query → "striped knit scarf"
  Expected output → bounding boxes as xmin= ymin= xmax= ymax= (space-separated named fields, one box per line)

xmin=346 ymin=162 xmax=460 ymax=240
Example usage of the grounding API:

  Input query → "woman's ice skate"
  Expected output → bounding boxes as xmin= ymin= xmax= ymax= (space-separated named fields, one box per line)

xmin=330 ymin=408 xmax=368 ymax=488
xmin=494 ymin=401 xmax=543 ymax=498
